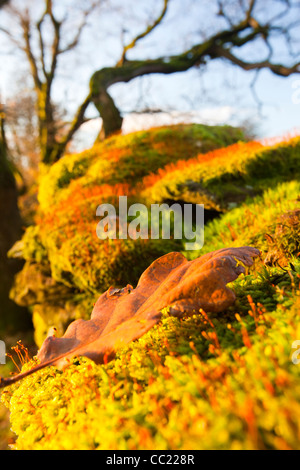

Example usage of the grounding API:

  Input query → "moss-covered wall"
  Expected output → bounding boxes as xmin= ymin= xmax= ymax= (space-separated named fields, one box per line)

xmin=9 ymin=124 xmax=248 ymax=345
xmin=1 ymin=125 xmax=300 ymax=450
xmin=2 ymin=183 xmax=300 ymax=449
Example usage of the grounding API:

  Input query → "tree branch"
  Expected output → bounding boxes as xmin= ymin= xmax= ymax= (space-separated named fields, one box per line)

xmin=36 ymin=11 xmax=48 ymax=78
xmin=47 ymin=1 xmax=62 ymax=88
xmin=246 ymin=0 xmax=257 ymax=21
xmin=90 ymin=6 xmax=300 ymax=139
xmin=49 ymin=93 xmax=92 ymax=163
xmin=0 ymin=0 xmax=9 ymax=8
xmin=118 ymin=0 xmax=170 ymax=65
xmin=213 ymin=44 xmax=300 ymax=76
xmin=58 ymin=3 xmax=98 ymax=55
xmin=20 ymin=15 xmax=42 ymax=90
xmin=0 ymin=25 xmax=26 ymax=50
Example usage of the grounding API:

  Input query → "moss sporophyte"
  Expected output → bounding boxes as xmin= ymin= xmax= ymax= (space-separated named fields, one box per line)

xmin=0 ymin=247 xmax=260 ymax=389
xmin=96 ymin=196 xmax=204 ymax=251
xmin=3 ymin=127 xmax=300 ymax=450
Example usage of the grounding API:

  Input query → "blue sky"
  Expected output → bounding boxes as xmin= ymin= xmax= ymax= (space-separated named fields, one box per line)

xmin=254 ymin=72 xmax=300 ymax=138
xmin=76 ymin=64 xmax=300 ymax=148
xmin=0 ymin=0 xmax=299 ymax=149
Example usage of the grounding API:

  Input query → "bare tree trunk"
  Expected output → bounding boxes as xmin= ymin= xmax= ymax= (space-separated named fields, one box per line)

xmin=93 ymin=87 xmax=123 ymax=141
xmin=0 ymin=110 xmax=31 ymax=333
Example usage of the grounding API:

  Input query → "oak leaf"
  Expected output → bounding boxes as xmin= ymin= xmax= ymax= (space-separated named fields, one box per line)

xmin=0 ymin=246 xmax=260 ymax=388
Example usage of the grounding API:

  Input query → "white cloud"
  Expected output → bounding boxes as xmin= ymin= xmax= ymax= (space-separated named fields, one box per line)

xmin=122 ymin=107 xmax=235 ymax=133
xmin=73 ymin=107 xmax=237 ymax=151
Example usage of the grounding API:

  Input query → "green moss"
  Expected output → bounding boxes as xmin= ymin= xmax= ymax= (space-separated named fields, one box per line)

xmin=21 ymin=226 xmax=48 ymax=263
xmin=46 ymin=235 xmax=181 ymax=294
xmin=2 ymin=260 xmax=300 ymax=449
xmin=38 ymin=124 xmax=246 ymax=210
xmin=32 ymin=293 xmax=96 ymax=348
xmin=190 ymin=180 xmax=300 ymax=259
xmin=4 ymin=128 xmax=300 ymax=450
xmin=11 ymin=130 xmax=300 ymax=346
xmin=38 ymin=154 xmax=91 ymax=210
xmin=10 ymin=123 xmax=246 ymax=340
xmin=144 ymin=138 xmax=300 ymax=210
xmin=3 ymin=178 xmax=300 ymax=449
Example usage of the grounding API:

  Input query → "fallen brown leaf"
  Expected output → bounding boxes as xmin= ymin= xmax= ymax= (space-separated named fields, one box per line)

xmin=0 ymin=246 xmax=260 ymax=388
